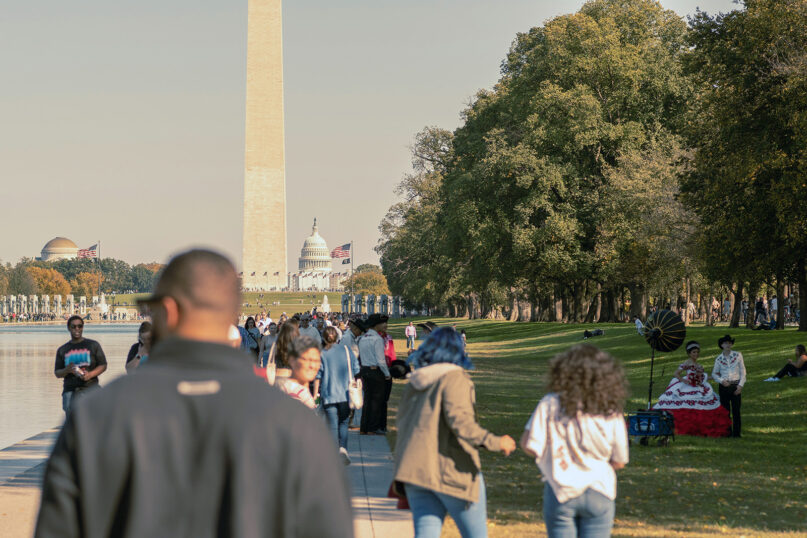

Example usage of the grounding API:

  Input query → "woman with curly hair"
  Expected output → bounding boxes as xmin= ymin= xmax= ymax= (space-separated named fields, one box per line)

xmin=520 ymin=344 xmax=629 ymax=538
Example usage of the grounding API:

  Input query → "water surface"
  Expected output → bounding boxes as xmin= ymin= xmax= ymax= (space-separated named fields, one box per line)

xmin=0 ymin=324 xmax=138 ymax=449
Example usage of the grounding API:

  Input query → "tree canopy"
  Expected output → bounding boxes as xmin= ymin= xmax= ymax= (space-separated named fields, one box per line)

xmin=377 ymin=0 xmax=806 ymax=329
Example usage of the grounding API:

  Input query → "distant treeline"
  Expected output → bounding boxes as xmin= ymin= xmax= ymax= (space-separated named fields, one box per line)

xmin=376 ymin=0 xmax=807 ymax=330
xmin=0 ymin=258 xmax=164 ymax=298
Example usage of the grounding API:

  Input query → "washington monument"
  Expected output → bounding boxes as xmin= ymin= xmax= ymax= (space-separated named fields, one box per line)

xmin=242 ymin=0 xmax=287 ymax=290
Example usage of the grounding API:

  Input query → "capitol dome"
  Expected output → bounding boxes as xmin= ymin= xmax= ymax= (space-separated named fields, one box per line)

xmin=298 ymin=219 xmax=332 ymax=273
xmin=40 ymin=237 xmax=79 ymax=261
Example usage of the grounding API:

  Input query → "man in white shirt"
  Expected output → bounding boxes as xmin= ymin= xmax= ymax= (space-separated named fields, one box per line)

xmin=711 ymin=334 xmax=746 ymax=437
xmin=405 ymin=322 xmax=417 ymax=350
xmin=358 ymin=314 xmax=390 ymax=435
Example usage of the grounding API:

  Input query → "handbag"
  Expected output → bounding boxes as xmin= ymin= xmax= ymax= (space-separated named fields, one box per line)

xmin=265 ymin=342 xmax=277 ymax=386
xmin=346 ymin=346 xmax=363 ymax=410
xmin=387 ymin=480 xmax=410 ymax=510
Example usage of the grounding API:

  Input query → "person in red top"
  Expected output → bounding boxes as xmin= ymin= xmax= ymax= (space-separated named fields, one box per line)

xmin=378 ymin=325 xmax=396 ymax=432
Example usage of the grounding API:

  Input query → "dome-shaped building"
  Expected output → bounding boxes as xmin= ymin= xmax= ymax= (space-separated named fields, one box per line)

xmin=298 ymin=218 xmax=333 ymax=273
xmin=288 ymin=218 xmax=347 ymax=291
xmin=40 ymin=237 xmax=79 ymax=261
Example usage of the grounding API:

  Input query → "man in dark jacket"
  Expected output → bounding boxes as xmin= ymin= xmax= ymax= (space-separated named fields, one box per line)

xmin=35 ymin=249 xmax=353 ymax=538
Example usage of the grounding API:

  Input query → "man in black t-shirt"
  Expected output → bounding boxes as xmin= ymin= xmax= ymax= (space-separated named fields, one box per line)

xmin=54 ymin=315 xmax=108 ymax=414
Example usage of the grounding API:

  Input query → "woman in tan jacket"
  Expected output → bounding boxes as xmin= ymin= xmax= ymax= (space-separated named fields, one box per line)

xmin=393 ymin=328 xmax=516 ymax=537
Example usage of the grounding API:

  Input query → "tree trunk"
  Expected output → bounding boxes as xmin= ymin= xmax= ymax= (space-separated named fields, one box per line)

xmin=776 ymin=276 xmax=785 ymax=330
xmin=584 ymin=283 xmax=601 ymax=323
xmin=467 ymin=294 xmax=481 ymax=320
xmin=627 ymin=283 xmax=648 ymax=320
xmin=730 ymin=281 xmax=744 ymax=328
xmin=457 ymin=300 xmax=468 ymax=319
xmin=518 ymin=299 xmax=531 ymax=322
xmin=551 ymin=286 xmax=563 ymax=322
xmin=798 ymin=258 xmax=807 ymax=331
xmin=745 ymin=284 xmax=758 ymax=329
xmin=600 ymin=287 xmax=620 ymax=322
xmin=507 ymin=290 xmax=519 ymax=322
xmin=684 ymin=278 xmax=692 ymax=325
xmin=572 ymin=282 xmax=585 ymax=323
xmin=706 ymin=288 xmax=715 ymax=327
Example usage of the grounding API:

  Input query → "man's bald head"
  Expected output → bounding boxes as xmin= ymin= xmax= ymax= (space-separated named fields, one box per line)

xmin=154 ymin=249 xmax=241 ymax=322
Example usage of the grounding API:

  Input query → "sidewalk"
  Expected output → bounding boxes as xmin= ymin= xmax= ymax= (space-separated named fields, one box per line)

xmin=0 ymin=430 xmax=58 ymax=537
xmin=348 ymin=431 xmax=412 ymax=538
xmin=0 ymin=429 xmax=411 ymax=538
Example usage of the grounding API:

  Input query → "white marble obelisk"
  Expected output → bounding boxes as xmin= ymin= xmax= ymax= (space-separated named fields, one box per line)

xmin=242 ymin=0 xmax=287 ymax=290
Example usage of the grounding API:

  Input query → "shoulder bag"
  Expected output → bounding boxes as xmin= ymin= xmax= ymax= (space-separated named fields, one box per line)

xmin=265 ymin=342 xmax=277 ymax=385
xmin=346 ymin=346 xmax=363 ymax=410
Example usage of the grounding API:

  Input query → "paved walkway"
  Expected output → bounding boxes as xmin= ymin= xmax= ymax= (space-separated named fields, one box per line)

xmin=0 ymin=429 xmax=411 ymax=538
xmin=348 ymin=431 xmax=412 ymax=537
xmin=0 ymin=430 xmax=58 ymax=537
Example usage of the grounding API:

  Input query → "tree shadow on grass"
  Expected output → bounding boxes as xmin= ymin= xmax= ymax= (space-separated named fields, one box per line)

xmin=388 ymin=320 xmax=807 ymax=534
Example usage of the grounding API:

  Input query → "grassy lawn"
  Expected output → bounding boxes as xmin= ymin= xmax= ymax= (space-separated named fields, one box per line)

xmin=106 ymin=291 xmax=344 ymax=319
xmin=383 ymin=318 xmax=807 ymax=537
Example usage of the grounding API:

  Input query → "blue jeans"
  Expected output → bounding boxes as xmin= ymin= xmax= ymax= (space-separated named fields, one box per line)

xmin=322 ymin=401 xmax=351 ymax=449
xmin=62 ymin=391 xmax=74 ymax=415
xmin=542 ymin=483 xmax=615 ymax=538
xmin=407 ymin=335 xmax=416 ymax=349
xmin=404 ymin=475 xmax=488 ymax=538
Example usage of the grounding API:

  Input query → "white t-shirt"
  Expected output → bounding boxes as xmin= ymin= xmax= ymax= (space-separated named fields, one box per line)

xmin=523 ymin=393 xmax=629 ymax=503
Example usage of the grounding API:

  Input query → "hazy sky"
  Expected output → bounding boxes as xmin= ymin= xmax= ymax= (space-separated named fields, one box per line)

xmin=1 ymin=0 xmax=738 ymax=269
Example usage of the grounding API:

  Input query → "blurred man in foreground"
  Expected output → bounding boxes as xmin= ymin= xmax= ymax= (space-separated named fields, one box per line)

xmin=36 ymin=249 xmax=353 ymax=538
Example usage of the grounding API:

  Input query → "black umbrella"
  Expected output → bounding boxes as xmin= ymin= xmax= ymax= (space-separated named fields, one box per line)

xmin=643 ymin=309 xmax=686 ymax=409
xmin=644 ymin=309 xmax=686 ymax=352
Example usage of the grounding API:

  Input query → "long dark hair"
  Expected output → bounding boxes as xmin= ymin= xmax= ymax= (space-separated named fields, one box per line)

xmin=275 ymin=322 xmax=299 ymax=368
xmin=547 ymin=344 xmax=628 ymax=417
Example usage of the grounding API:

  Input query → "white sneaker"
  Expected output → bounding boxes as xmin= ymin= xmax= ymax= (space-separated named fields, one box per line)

xmin=764 ymin=377 xmax=780 ymax=382
xmin=339 ymin=447 xmax=351 ymax=465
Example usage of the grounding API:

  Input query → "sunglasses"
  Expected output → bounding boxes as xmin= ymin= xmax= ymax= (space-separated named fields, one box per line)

xmin=69 ymin=324 xmax=84 ymax=329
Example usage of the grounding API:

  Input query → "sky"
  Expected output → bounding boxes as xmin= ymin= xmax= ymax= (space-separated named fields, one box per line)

xmin=0 ymin=0 xmax=739 ymax=269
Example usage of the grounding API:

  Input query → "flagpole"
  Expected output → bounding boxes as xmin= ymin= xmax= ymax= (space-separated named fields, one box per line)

xmin=351 ymin=241 xmax=355 ymax=313
xmin=97 ymin=240 xmax=102 ymax=297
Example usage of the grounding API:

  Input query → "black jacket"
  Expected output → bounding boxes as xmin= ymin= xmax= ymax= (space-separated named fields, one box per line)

xmin=35 ymin=337 xmax=354 ymax=538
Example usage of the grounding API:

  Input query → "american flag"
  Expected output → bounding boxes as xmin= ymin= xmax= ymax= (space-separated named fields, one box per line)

xmin=77 ymin=244 xmax=98 ymax=258
xmin=330 ymin=243 xmax=351 ymax=258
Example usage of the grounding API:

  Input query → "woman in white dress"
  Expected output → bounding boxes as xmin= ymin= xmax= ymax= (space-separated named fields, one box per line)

xmin=653 ymin=341 xmax=730 ymax=437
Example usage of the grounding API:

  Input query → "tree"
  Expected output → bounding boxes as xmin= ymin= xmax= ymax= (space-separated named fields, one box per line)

xmin=7 ymin=263 xmax=37 ymax=295
xmin=131 ymin=264 xmax=161 ymax=292
xmin=0 ymin=262 xmax=9 ymax=295
xmin=99 ymin=258 xmax=133 ymax=293
xmin=71 ymin=272 xmax=103 ymax=298
xmin=355 ymin=264 xmax=382 ymax=274
xmin=682 ymin=0 xmax=807 ymax=330
xmin=377 ymin=127 xmax=458 ymax=312
xmin=26 ymin=266 xmax=71 ymax=296
xmin=342 ymin=270 xmax=391 ymax=296
xmin=438 ymin=0 xmax=691 ymax=319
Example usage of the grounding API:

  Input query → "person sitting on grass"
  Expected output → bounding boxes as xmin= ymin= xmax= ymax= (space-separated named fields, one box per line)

xmin=521 ymin=344 xmax=629 ymax=538
xmin=764 ymin=345 xmax=807 ymax=381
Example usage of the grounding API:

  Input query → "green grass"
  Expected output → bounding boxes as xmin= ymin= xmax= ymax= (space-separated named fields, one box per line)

xmin=383 ymin=318 xmax=807 ymax=537
xmin=105 ymin=291 xmax=345 ymax=319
